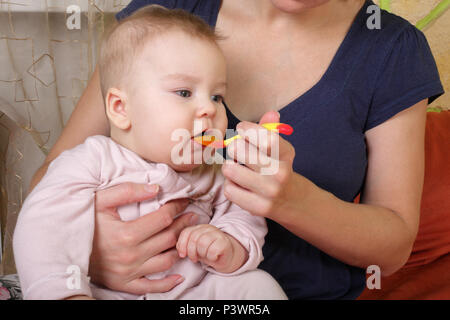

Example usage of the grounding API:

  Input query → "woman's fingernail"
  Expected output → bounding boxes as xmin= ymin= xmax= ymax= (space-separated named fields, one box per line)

xmin=175 ymin=276 xmax=185 ymax=285
xmin=145 ymin=184 xmax=159 ymax=193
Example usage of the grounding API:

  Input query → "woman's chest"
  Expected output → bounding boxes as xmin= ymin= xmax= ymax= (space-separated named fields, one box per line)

xmin=215 ymin=25 xmax=345 ymax=122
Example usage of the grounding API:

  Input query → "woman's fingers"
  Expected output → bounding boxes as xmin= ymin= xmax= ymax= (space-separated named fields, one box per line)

xmin=223 ymin=159 xmax=294 ymax=217
xmin=223 ymin=179 xmax=273 ymax=217
xmin=237 ymin=121 xmax=279 ymax=156
xmin=235 ymin=121 xmax=296 ymax=163
xmin=124 ymin=198 xmax=191 ymax=244
xmin=139 ymin=212 xmax=198 ymax=260
xmin=221 ymin=160 xmax=269 ymax=195
xmin=258 ymin=110 xmax=280 ymax=125
xmin=135 ymin=249 xmax=180 ymax=278
xmin=222 ymin=114 xmax=297 ymax=219
xmin=90 ymin=181 xmax=200 ymax=294
xmin=95 ymin=182 xmax=160 ymax=212
xmin=226 ymin=138 xmax=274 ymax=173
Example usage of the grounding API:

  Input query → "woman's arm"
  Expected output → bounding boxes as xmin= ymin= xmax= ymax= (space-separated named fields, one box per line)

xmin=222 ymin=102 xmax=427 ymax=276
xmin=29 ymin=66 xmax=109 ymax=191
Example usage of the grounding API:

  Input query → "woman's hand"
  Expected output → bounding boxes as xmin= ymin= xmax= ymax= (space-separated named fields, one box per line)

xmin=221 ymin=111 xmax=308 ymax=220
xmin=89 ymin=182 xmax=198 ymax=295
xmin=222 ymin=104 xmax=426 ymax=275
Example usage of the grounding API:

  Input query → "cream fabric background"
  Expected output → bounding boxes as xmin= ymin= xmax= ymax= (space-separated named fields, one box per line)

xmin=0 ymin=0 xmax=127 ymax=274
xmin=1 ymin=0 xmax=449 ymax=274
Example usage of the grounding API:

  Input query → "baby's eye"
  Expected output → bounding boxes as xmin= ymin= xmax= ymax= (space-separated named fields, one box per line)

xmin=212 ymin=95 xmax=223 ymax=103
xmin=176 ymin=90 xmax=192 ymax=98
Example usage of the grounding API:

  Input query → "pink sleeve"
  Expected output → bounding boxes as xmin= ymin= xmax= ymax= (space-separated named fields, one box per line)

xmin=13 ymin=137 xmax=102 ymax=299
xmin=206 ymin=183 xmax=267 ymax=276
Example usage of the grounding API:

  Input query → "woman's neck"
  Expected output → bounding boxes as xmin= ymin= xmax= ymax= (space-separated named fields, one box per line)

xmin=222 ymin=0 xmax=365 ymax=31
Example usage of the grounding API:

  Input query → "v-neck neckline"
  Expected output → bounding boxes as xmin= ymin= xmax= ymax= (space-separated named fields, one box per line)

xmin=210 ymin=0 xmax=371 ymax=124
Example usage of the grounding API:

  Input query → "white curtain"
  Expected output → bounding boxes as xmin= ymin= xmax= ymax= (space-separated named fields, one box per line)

xmin=0 ymin=0 xmax=130 ymax=275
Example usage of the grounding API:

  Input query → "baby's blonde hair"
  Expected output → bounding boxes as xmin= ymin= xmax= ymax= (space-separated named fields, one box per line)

xmin=99 ymin=5 xmax=221 ymax=99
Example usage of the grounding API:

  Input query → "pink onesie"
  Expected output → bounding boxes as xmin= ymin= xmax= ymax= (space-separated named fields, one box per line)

xmin=13 ymin=135 xmax=287 ymax=300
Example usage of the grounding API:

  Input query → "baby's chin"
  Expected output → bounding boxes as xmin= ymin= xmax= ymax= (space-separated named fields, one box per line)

xmin=169 ymin=147 xmax=217 ymax=172
xmin=139 ymin=137 xmax=218 ymax=172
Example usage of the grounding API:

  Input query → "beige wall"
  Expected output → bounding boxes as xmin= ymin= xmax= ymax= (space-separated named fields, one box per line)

xmin=374 ymin=0 xmax=449 ymax=109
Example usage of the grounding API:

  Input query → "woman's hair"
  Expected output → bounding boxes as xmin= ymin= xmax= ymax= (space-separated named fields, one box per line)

xmin=99 ymin=5 xmax=221 ymax=99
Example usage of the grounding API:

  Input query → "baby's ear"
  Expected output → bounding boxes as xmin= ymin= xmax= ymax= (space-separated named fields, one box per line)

xmin=105 ymin=87 xmax=131 ymax=130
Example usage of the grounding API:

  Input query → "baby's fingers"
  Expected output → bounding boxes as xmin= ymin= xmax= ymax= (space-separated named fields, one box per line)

xmin=195 ymin=232 xmax=217 ymax=260
xmin=206 ymin=238 xmax=227 ymax=262
xmin=176 ymin=226 xmax=197 ymax=258
xmin=186 ymin=226 xmax=215 ymax=263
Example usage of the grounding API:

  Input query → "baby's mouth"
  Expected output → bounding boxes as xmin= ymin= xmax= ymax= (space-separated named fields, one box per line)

xmin=192 ymin=129 xmax=216 ymax=146
xmin=192 ymin=129 xmax=207 ymax=138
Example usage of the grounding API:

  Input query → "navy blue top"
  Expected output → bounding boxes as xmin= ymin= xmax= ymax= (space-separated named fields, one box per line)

xmin=116 ymin=0 xmax=444 ymax=299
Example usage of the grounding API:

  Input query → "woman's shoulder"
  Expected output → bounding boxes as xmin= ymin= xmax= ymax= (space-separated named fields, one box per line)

xmin=379 ymin=6 xmax=420 ymax=34
xmin=355 ymin=6 xmax=444 ymax=131
xmin=349 ymin=3 xmax=441 ymax=85
xmin=366 ymin=7 xmax=441 ymax=82
xmin=357 ymin=4 xmax=426 ymax=52
xmin=331 ymin=3 xmax=434 ymax=91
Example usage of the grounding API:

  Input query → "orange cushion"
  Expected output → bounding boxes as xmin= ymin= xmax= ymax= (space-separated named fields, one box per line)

xmin=358 ymin=254 xmax=450 ymax=299
xmin=406 ymin=110 xmax=450 ymax=268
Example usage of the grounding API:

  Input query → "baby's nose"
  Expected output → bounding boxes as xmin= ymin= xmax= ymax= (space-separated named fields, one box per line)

xmin=197 ymin=101 xmax=217 ymax=118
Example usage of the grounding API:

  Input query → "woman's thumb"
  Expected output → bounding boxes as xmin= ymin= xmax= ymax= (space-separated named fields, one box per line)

xmin=258 ymin=110 xmax=280 ymax=125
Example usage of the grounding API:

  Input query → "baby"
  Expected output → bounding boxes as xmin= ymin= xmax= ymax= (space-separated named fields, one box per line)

xmin=13 ymin=6 xmax=287 ymax=300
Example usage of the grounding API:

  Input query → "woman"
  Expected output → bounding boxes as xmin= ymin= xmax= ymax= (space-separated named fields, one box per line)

xmin=29 ymin=0 xmax=444 ymax=299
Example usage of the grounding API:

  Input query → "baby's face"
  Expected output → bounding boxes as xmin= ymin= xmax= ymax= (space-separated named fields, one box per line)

xmin=126 ymin=31 xmax=228 ymax=171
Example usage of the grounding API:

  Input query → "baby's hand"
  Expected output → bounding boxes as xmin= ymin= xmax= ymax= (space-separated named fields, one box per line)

xmin=176 ymin=224 xmax=247 ymax=273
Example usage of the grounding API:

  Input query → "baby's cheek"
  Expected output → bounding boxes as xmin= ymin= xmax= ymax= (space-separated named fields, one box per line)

xmin=135 ymin=136 xmax=168 ymax=163
xmin=218 ymin=107 xmax=228 ymax=131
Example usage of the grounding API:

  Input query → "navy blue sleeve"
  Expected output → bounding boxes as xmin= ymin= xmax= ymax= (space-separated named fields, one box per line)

xmin=364 ymin=25 xmax=444 ymax=131
xmin=115 ymin=0 xmax=176 ymax=21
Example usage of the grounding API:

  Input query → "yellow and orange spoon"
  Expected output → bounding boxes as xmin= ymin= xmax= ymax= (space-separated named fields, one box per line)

xmin=194 ymin=122 xmax=294 ymax=149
